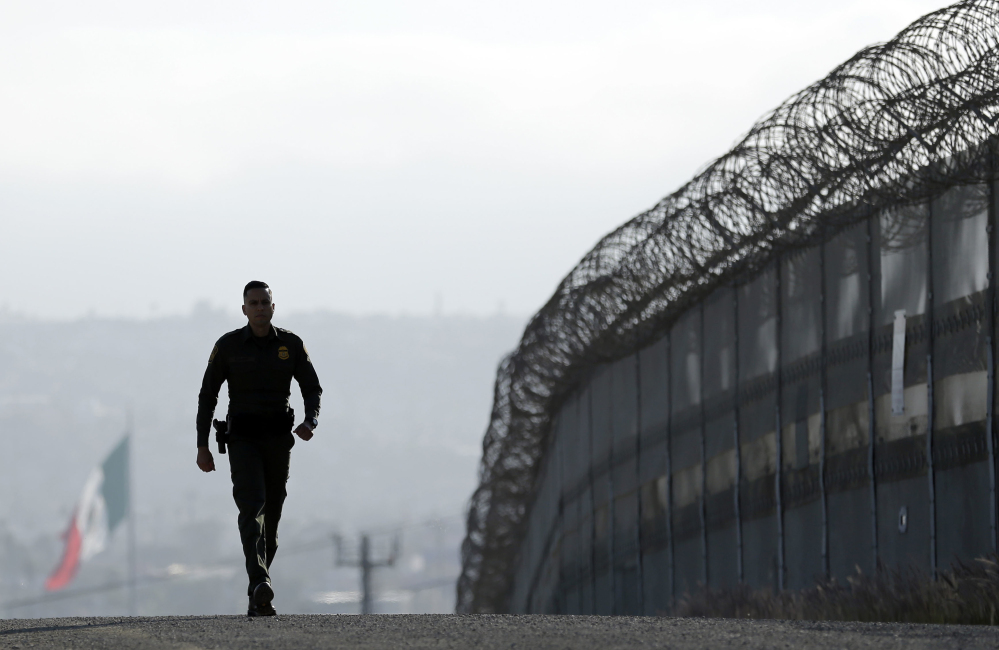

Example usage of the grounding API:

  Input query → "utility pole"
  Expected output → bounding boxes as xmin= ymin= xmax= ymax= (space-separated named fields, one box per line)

xmin=333 ymin=533 xmax=399 ymax=614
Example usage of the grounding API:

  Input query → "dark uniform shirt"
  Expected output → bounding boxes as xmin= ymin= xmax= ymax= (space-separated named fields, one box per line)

xmin=196 ymin=324 xmax=322 ymax=447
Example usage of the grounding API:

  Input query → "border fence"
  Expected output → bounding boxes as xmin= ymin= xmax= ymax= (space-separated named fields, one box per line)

xmin=458 ymin=0 xmax=999 ymax=614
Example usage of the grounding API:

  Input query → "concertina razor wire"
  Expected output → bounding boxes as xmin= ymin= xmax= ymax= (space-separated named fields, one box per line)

xmin=457 ymin=0 xmax=999 ymax=613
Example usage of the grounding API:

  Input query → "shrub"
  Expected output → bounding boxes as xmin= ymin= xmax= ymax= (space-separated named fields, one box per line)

xmin=671 ymin=556 xmax=999 ymax=625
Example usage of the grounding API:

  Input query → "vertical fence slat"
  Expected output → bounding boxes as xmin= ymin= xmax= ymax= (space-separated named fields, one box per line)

xmin=588 ymin=386 xmax=597 ymax=612
xmin=867 ymin=215 xmax=879 ymax=569
xmin=819 ymin=228 xmax=830 ymax=580
xmin=733 ymin=285 xmax=744 ymax=584
xmin=666 ymin=333 xmax=675 ymax=603
xmin=989 ymin=167 xmax=998 ymax=554
xmin=699 ymin=303 xmax=709 ymax=586
xmin=608 ymin=379 xmax=617 ymax=615
xmin=776 ymin=260 xmax=785 ymax=591
xmin=634 ymin=350 xmax=645 ymax=612
xmin=927 ymin=200 xmax=937 ymax=579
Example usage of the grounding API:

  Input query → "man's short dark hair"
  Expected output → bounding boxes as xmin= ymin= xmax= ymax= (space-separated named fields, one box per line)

xmin=243 ymin=281 xmax=272 ymax=299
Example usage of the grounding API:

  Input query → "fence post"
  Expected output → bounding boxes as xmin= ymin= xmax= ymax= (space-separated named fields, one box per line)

xmin=734 ymin=285 xmax=744 ymax=583
xmin=699 ymin=303 xmax=709 ymax=587
xmin=666 ymin=333 xmax=675 ymax=604
xmin=775 ymin=260 xmax=785 ymax=591
xmin=634 ymin=349 xmax=645 ymax=613
xmin=927 ymin=199 xmax=937 ymax=579
xmin=819 ymin=229 xmax=830 ymax=580
xmin=608 ymin=371 xmax=617 ymax=615
xmin=867 ymin=214 xmax=879 ymax=569
xmin=989 ymin=158 xmax=998 ymax=553
xmin=588 ymin=387 xmax=598 ymax=613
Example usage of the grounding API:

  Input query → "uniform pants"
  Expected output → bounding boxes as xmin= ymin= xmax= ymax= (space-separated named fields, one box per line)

xmin=227 ymin=432 xmax=295 ymax=595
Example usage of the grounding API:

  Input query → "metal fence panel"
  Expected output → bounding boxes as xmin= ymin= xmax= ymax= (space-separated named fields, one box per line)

xmin=739 ymin=266 xmax=779 ymax=381
xmin=578 ymin=385 xmax=595 ymax=614
xmin=639 ymin=496 xmax=670 ymax=614
xmin=704 ymin=286 xmax=737 ymax=398
xmin=931 ymin=183 xmax=991 ymax=571
xmin=739 ymin=267 xmax=778 ymax=445
xmin=826 ymin=221 xmax=870 ymax=345
xmin=828 ymin=488 xmax=875 ymax=580
xmin=873 ymin=204 xmax=931 ymax=576
xmin=933 ymin=183 xmax=989 ymax=308
xmin=876 ymin=204 xmax=930 ymax=325
xmin=637 ymin=336 xmax=671 ymax=613
xmin=561 ymin=394 xmax=581 ymax=534
xmin=737 ymin=267 xmax=779 ymax=591
xmin=591 ymin=364 xmax=615 ymax=477
xmin=741 ymin=514 xmax=779 ymax=591
xmin=612 ymin=355 xmax=640 ymax=469
xmin=527 ymin=446 xmax=554 ymax=613
xmin=706 ymin=414 xmax=739 ymax=589
xmin=639 ymin=338 xmax=670 ymax=487
xmin=551 ymin=426 xmax=566 ymax=612
xmin=876 ymin=476 xmax=931 ymax=571
xmin=783 ymin=500 xmax=823 ymax=590
xmin=780 ymin=248 xmax=824 ymax=590
xmin=670 ymin=310 xmax=704 ymax=597
xmin=823 ymin=219 xmax=874 ymax=582
xmin=782 ymin=247 xmax=822 ymax=363
xmin=737 ymin=264 xmax=779 ymax=480
xmin=563 ymin=391 xmax=586 ymax=512
xmin=589 ymin=364 xmax=615 ymax=614
xmin=703 ymin=286 xmax=738 ymax=588
xmin=611 ymin=355 xmax=642 ymax=614
xmin=640 ymin=337 xmax=670 ymax=437
xmin=559 ymin=394 xmax=582 ymax=614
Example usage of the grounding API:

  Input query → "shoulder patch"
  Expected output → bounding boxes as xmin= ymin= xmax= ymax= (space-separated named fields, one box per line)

xmin=209 ymin=345 xmax=219 ymax=363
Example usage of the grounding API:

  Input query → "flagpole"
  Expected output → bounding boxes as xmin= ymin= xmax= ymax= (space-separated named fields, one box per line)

xmin=127 ymin=407 xmax=136 ymax=617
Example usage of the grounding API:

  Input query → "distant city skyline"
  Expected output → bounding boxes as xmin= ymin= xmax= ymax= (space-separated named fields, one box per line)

xmin=1 ymin=0 xmax=944 ymax=320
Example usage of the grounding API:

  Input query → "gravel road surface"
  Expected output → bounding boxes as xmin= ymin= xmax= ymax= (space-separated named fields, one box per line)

xmin=3 ymin=614 xmax=998 ymax=649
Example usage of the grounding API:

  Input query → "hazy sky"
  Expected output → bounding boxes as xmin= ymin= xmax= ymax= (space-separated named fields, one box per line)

xmin=1 ymin=0 xmax=944 ymax=320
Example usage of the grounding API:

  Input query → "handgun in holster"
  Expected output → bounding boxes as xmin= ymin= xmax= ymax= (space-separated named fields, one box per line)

xmin=213 ymin=418 xmax=230 ymax=454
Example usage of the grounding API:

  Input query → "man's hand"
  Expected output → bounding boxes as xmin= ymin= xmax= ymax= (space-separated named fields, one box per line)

xmin=197 ymin=446 xmax=216 ymax=472
xmin=294 ymin=422 xmax=315 ymax=441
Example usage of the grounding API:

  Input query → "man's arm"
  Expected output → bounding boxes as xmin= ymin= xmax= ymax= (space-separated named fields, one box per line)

xmin=293 ymin=339 xmax=322 ymax=441
xmin=196 ymin=343 xmax=227 ymax=471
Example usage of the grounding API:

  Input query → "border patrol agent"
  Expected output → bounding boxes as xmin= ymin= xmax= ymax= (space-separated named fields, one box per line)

xmin=195 ymin=280 xmax=322 ymax=616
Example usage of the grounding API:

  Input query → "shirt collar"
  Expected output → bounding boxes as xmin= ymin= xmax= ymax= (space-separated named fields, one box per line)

xmin=241 ymin=324 xmax=280 ymax=342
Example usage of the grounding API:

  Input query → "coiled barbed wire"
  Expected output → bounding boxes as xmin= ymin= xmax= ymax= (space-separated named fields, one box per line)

xmin=457 ymin=0 xmax=999 ymax=613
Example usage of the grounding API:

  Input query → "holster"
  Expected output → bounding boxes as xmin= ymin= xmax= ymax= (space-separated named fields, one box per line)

xmin=213 ymin=418 xmax=230 ymax=454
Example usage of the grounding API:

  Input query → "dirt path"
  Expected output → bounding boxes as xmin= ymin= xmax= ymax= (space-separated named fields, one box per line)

xmin=3 ymin=614 xmax=997 ymax=649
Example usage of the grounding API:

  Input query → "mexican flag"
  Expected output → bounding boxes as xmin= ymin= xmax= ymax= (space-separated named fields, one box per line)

xmin=45 ymin=436 xmax=130 ymax=592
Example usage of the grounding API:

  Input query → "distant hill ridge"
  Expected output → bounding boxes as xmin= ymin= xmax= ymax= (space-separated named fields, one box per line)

xmin=0 ymin=309 xmax=524 ymax=540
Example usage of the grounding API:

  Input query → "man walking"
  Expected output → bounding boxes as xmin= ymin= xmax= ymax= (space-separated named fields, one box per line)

xmin=196 ymin=281 xmax=322 ymax=616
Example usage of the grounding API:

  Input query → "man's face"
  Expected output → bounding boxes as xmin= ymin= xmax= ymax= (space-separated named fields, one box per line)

xmin=242 ymin=288 xmax=275 ymax=327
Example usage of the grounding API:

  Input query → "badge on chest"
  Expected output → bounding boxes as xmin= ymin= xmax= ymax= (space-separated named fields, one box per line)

xmin=278 ymin=345 xmax=290 ymax=360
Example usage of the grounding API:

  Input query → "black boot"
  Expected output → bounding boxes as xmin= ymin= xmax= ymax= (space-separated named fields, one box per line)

xmin=247 ymin=581 xmax=276 ymax=616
